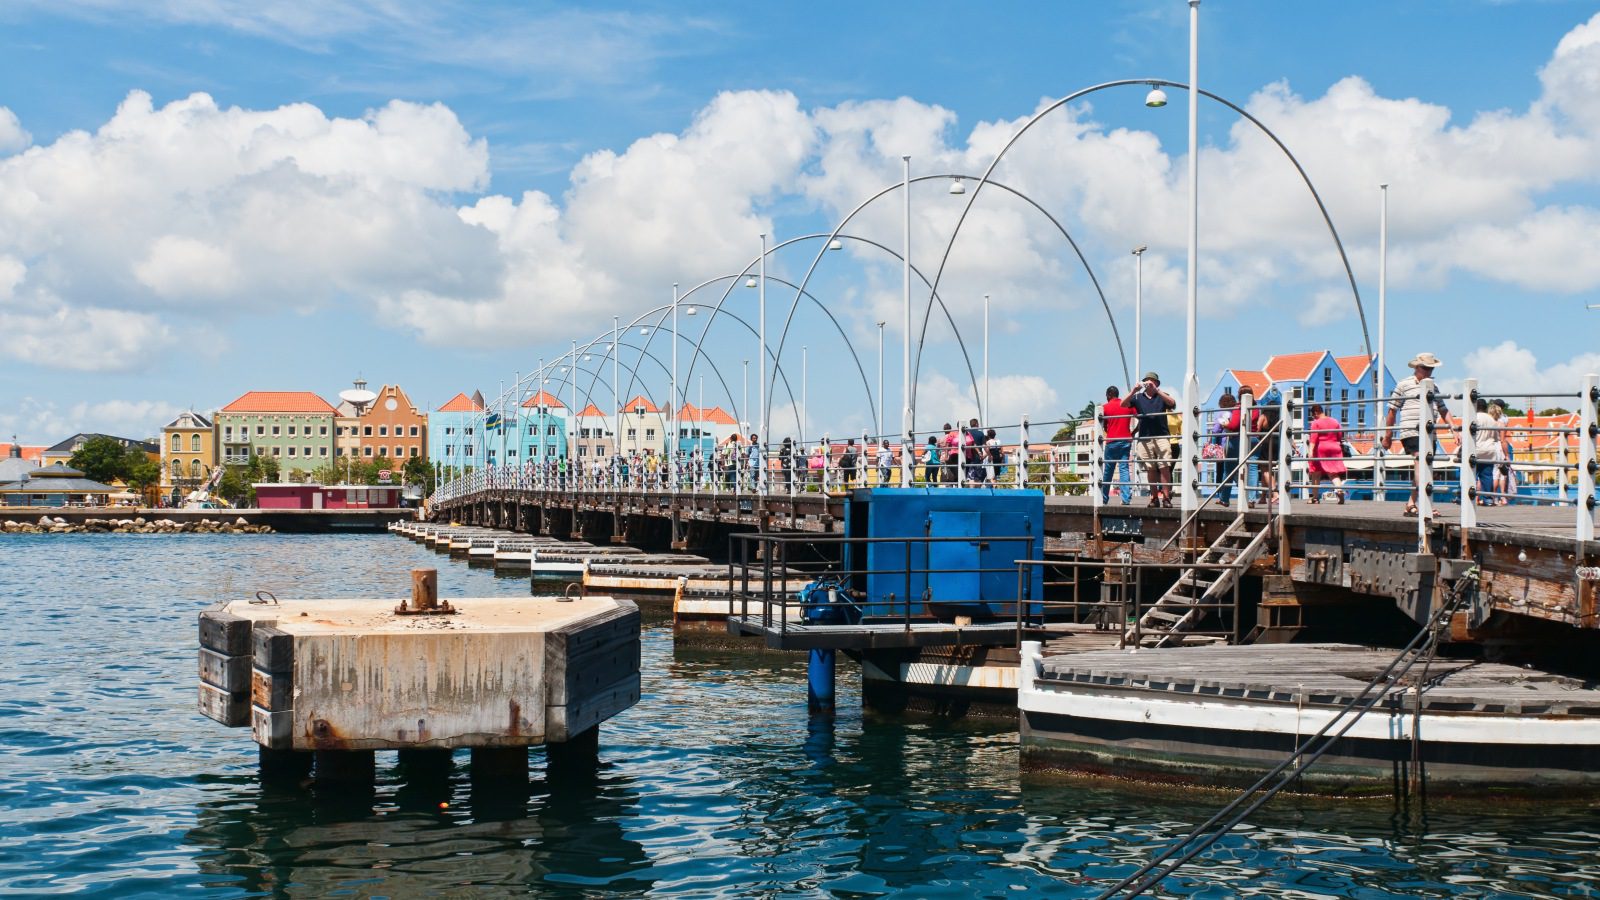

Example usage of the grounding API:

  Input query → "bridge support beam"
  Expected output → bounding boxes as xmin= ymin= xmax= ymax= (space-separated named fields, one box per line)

xmin=807 ymin=648 xmax=836 ymax=714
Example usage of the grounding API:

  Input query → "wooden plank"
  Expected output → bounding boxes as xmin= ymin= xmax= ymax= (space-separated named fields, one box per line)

xmin=251 ymin=705 xmax=293 ymax=749
xmin=252 ymin=625 xmax=293 ymax=675
xmin=198 ymin=682 xmax=248 ymax=727
xmin=198 ymin=608 xmax=252 ymax=656
xmin=547 ymin=671 xmax=641 ymax=742
xmin=198 ymin=647 xmax=251 ymax=693
xmin=251 ymin=668 xmax=293 ymax=712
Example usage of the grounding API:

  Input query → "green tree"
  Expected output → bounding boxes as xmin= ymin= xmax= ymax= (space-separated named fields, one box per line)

xmin=123 ymin=449 xmax=161 ymax=492
xmin=217 ymin=468 xmax=248 ymax=505
xmin=69 ymin=436 xmax=134 ymax=483
xmin=1539 ymin=407 xmax=1571 ymax=416
xmin=402 ymin=455 xmax=434 ymax=493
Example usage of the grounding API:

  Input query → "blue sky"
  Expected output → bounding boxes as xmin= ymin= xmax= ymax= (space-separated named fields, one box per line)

xmin=2 ymin=1 xmax=1598 ymax=444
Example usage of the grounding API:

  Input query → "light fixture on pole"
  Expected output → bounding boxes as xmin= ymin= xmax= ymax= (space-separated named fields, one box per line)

xmin=900 ymin=154 xmax=913 ymax=488
xmin=745 ymin=274 xmax=757 ymax=288
xmin=1179 ymin=0 xmax=1201 ymax=515
xmin=742 ymin=359 xmax=749 ymax=433
xmin=1132 ymin=245 xmax=1147 ymax=381
xmin=876 ymin=321 xmax=885 ymax=440
xmin=828 ymin=238 xmax=843 ymax=251
xmin=671 ymin=282 xmax=678 ymax=482
xmin=1145 ymin=84 xmax=1168 ymax=108
xmin=612 ymin=315 xmax=620 ymax=453
xmin=802 ymin=345 xmax=808 ymax=447
xmin=949 ymin=177 xmax=965 ymax=195
xmin=758 ymin=232 xmax=767 ymax=446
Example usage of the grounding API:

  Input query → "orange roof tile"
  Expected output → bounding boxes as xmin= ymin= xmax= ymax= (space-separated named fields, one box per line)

xmin=1334 ymin=355 xmax=1371 ymax=383
xmin=676 ymin=402 xmax=701 ymax=420
xmin=220 ymin=391 xmax=337 ymax=414
xmin=703 ymin=406 xmax=738 ymax=425
xmin=0 ymin=443 xmax=46 ymax=463
xmin=437 ymin=392 xmax=483 ymax=412
xmin=520 ymin=391 xmax=566 ymax=409
xmin=1263 ymin=351 xmax=1327 ymax=382
xmin=575 ymin=403 xmax=607 ymax=418
xmin=1230 ymin=370 xmax=1271 ymax=395
xmin=620 ymin=395 xmax=661 ymax=414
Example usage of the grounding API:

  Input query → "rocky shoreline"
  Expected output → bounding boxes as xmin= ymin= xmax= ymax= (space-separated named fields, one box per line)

xmin=3 ymin=516 xmax=274 ymax=535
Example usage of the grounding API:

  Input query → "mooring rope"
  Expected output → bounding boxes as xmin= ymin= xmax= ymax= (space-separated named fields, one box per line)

xmin=1095 ymin=566 xmax=1480 ymax=899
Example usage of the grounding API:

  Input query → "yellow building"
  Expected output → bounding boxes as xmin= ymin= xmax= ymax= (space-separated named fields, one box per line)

xmin=161 ymin=411 xmax=217 ymax=504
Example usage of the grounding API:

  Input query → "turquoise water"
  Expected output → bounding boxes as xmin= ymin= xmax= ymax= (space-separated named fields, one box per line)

xmin=2 ymin=533 xmax=1599 ymax=898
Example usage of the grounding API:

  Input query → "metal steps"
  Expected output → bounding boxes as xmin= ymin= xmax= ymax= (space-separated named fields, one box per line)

xmin=1132 ymin=513 xmax=1275 ymax=648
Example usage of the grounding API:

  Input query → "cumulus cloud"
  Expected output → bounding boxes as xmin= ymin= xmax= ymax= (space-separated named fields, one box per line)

xmin=5 ymin=11 xmax=1600 ymax=386
xmin=0 ymin=108 xmax=29 ymax=154
xmin=1459 ymin=341 xmax=1600 ymax=391
xmin=0 ymin=396 xmax=179 ymax=442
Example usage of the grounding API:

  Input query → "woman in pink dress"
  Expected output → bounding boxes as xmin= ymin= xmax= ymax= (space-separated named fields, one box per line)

xmin=1307 ymin=404 xmax=1347 ymax=504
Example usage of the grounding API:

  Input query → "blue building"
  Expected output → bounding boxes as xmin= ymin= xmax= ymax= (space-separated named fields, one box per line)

xmin=1205 ymin=350 xmax=1396 ymax=437
xmin=517 ymin=391 xmax=570 ymax=463
xmin=427 ymin=391 xmax=484 ymax=474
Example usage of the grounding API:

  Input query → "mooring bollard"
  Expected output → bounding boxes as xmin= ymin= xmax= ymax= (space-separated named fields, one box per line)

xmin=412 ymin=567 xmax=437 ymax=610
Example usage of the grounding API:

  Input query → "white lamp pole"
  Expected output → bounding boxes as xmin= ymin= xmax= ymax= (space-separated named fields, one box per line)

xmin=802 ymin=345 xmax=808 ymax=447
xmin=1132 ymin=246 xmax=1147 ymax=380
xmin=569 ymin=340 xmax=577 ymax=461
xmin=1376 ymin=183 xmax=1389 ymax=500
xmin=876 ymin=321 xmax=885 ymax=439
xmin=671 ymin=282 xmax=679 ymax=479
xmin=983 ymin=293 xmax=991 ymax=423
xmin=900 ymin=154 xmax=914 ymax=486
xmin=612 ymin=315 xmax=620 ymax=456
xmin=1179 ymin=0 xmax=1201 ymax=515
xmin=758 ymin=233 xmax=767 ymax=442
xmin=742 ymin=359 xmax=749 ymax=433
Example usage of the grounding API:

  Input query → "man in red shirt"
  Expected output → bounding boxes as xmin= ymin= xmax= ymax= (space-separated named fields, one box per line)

xmin=1100 ymin=385 xmax=1134 ymax=504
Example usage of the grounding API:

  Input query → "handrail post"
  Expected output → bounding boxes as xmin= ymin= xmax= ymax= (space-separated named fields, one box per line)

xmin=1417 ymin=377 xmax=1437 ymax=549
xmin=1579 ymin=374 xmax=1596 ymax=543
xmin=1090 ymin=412 xmax=1103 ymax=513
xmin=1460 ymin=377 xmax=1479 ymax=529
xmin=1236 ymin=391 xmax=1251 ymax=513
xmin=1018 ymin=415 xmax=1030 ymax=490
xmin=1558 ymin=427 xmax=1571 ymax=504
xmin=1277 ymin=390 xmax=1292 ymax=514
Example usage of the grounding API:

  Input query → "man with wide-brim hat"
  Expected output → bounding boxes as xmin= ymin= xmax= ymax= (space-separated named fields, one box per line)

xmin=1384 ymin=351 xmax=1453 ymax=516
xmin=1122 ymin=371 xmax=1177 ymax=507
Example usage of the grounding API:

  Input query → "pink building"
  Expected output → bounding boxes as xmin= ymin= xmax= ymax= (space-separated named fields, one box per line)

xmin=254 ymin=483 xmax=403 ymax=509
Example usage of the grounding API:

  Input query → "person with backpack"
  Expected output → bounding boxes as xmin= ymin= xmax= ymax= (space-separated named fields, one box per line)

xmin=964 ymin=418 xmax=987 ymax=485
xmin=839 ymin=439 xmax=858 ymax=488
xmin=922 ymin=436 xmax=940 ymax=486
xmin=1124 ymin=372 xmax=1176 ymax=507
xmin=984 ymin=428 xmax=1003 ymax=484
xmin=940 ymin=423 xmax=962 ymax=484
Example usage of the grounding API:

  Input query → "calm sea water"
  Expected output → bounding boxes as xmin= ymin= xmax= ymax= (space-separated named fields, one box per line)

xmin=2 ymin=533 xmax=1599 ymax=898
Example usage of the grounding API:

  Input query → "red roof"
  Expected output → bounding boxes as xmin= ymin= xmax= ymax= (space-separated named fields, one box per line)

xmin=620 ymin=395 xmax=661 ymax=414
xmin=1230 ymin=370 xmax=1271 ymax=395
xmin=521 ymin=391 xmax=566 ymax=409
xmin=1334 ymin=355 xmax=1371 ymax=383
xmin=1263 ymin=351 xmax=1327 ymax=382
xmin=703 ymin=406 xmax=737 ymax=425
xmin=0 ymin=443 xmax=46 ymax=464
xmin=220 ymin=391 xmax=336 ymax=414
xmin=437 ymin=392 xmax=483 ymax=413
xmin=575 ymin=403 xmax=607 ymax=418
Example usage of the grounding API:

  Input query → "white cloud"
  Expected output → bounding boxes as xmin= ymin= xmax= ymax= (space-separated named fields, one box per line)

xmin=1459 ymin=341 xmax=1600 ymax=392
xmin=0 ymin=396 xmax=179 ymax=443
xmin=0 ymin=301 xmax=179 ymax=372
xmin=0 ymin=108 xmax=29 ymax=154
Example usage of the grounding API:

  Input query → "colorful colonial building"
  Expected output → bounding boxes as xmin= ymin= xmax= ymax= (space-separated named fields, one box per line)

xmin=428 ymin=392 xmax=485 ymax=474
xmin=160 ymin=411 xmax=216 ymax=502
xmin=216 ymin=391 xmax=338 ymax=478
xmin=355 ymin=384 xmax=428 ymax=463
xmin=517 ymin=391 xmax=569 ymax=463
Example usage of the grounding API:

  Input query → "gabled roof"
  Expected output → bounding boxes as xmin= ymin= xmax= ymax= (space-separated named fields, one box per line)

xmin=221 ymin=391 xmax=337 ymax=414
xmin=703 ymin=406 xmax=738 ymax=425
xmin=1263 ymin=351 xmax=1329 ymax=383
xmin=0 ymin=443 xmax=46 ymax=464
xmin=45 ymin=433 xmax=159 ymax=453
xmin=575 ymin=403 xmax=608 ymax=418
xmin=1229 ymin=370 xmax=1271 ymax=396
xmin=164 ymin=411 xmax=213 ymax=430
xmin=521 ymin=391 xmax=566 ymax=409
xmin=620 ymin=395 xmax=661 ymax=414
xmin=1334 ymin=355 xmax=1372 ymax=383
xmin=437 ymin=392 xmax=483 ymax=413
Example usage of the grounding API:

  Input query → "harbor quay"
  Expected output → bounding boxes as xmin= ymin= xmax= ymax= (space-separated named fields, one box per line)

xmin=413 ymin=476 xmax=1600 ymax=798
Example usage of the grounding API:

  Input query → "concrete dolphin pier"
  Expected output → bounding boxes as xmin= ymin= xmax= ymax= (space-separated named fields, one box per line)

xmin=197 ymin=568 xmax=641 ymax=784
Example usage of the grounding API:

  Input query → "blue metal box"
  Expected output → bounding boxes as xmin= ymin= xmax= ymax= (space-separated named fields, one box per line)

xmin=842 ymin=487 xmax=1046 ymax=620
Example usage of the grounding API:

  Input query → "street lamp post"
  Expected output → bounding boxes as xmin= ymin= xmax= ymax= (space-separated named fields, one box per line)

xmin=983 ymin=293 xmax=990 ymax=423
xmin=612 ymin=315 xmax=620 ymax=461
xmin=901 ymin=155 xmax=914 ymax=487
xmin=876 ymin=321 xmax=885 ymax=439
xmin=1377 ymin=184 xmax=1388 ymax=501
xmin=742 ymin=359 xmax=749 ymax=434
xmin=1132 ymin=246 xmax=1147 ymax=380
xmin=671 ymin=282 xmax=678 ymax=485
xmin=758 ymin=233 xmax=767 ymax=444
xmin=1179 ymin=0 xmax=1201 ymax=515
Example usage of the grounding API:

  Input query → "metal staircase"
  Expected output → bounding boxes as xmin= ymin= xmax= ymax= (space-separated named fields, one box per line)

xmin=1133 ymin=513 xmax=1276 ymax=648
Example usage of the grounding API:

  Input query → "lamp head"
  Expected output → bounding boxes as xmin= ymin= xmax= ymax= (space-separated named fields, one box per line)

xmin=639 ymin=327 xmax=649 ymax=335
xmin=685 ymin=305 xmax=697 ymax=315
xmin=1133 ymin=245 xmax=1148 ymax=255
xmin=948 ymin=177 xmax=965 ymax=195
xmin=745 ymin=275 xmax=758 ymax=288
xmin=1145 ymin=87 xmax=1168 ymax=108
xmin=828 ymin=238 xmax=842 ymax=251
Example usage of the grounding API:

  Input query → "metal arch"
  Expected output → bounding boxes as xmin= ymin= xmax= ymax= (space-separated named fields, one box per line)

xmin=616 ymin=305 xmax=806 ymax=439
xmin=775 ymin=179 xmax=1130 ymax=428
xmin=912 ymin=78 xmax=1370 ymax=432
xmin=675 ymin=269 xmax=881 ymax=434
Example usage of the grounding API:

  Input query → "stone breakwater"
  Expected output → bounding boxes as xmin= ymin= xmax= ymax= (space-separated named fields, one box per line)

xmin=2 ymin=516 xmax=274 ymax=535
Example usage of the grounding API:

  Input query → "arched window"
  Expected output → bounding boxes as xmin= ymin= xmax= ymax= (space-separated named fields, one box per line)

xmin=170 ymin=434 xmax=181 ymax=451
xmin=191 ymin=460 xmax=203 ymax=478
xmin=171 ymin=460 xmax=182 ymax=475
xmin=191 ymin=434 xmax=201 ymax=452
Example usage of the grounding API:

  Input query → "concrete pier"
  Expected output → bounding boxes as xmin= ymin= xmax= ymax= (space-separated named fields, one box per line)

xmin=197 ymin=581 xmax=640 ymax=780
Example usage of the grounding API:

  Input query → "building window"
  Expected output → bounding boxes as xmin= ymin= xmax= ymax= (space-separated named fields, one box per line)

xmin=224 ymin=427 xmax=233 ymax=440
xmin=646 ymin=429 xmax=655 ymax=439
xmin=1323 ymin=367 xmax=1332 ymax=382
xmin=191 ymin=460 xmax=202 ymax=477
xmin=465 ymin=446 xmax=474 ymax=457
xmin=445 ymin=426 xmax=454 ymax=436
xmin=364 ymin=447 xmax=373 ymax=457
xmin=547 ymin=425 xmax=558 ymax=436
xmin=394 ymin=446 xmax=402 ymax=457
xmin=335 ymin=447 xmax=343 ymax=457
xmin=272 ymin=425 xmax=280 ymax=436
xmin=508 ymin=449 xmax=518 ymax=459
xmin=287 ymin=446 xmax=296 ymax=457
xmin=1341 ymin=389 xmax=1349 ymax=402
xmin=256 ymin=426 xmax=265 ymax=436
xmin=409 ymin=426 xmax=418 ymax=437
xmin=363 ymin=426 xmax=373 ymax=437
xmin=271 ymin=447 xmax=281 ymax=456
xmin=1306 ymin=387 xmax=1316 ymax=403
xmin=579 ymin=446 xmax=588 ymax=457
xmin=444 ymin=445 xmax=454 ymax=456
xmin=465 ymin=427 xmax=474 ymax=437
xmin=1357 ymin=390 xmax=1365 ymax=400
xmin=287 ymin=425 xmax=296 ymax=436
xmin=627 ymin=428 xmax=637 ymax=439
xmin=303 ymin=447 xmax=311 ymax=457
xmin=379 ymin=426 xmax=388 ymax=437
xmin=319 ymin=447 xmax=328 ymax=457
xmin=171 ymin=459 xmax=182 ymax=475
xmin=528 ymin=425 xmax=537 ymax=435
xmin=1358 ymin=408 xmax=1366 ymax=426
xmin=170 ymin=434 xmax=180 ymax=451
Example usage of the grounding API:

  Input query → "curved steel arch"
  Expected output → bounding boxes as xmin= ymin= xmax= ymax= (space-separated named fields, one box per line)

xmin=912 ymin=78 xmax=1369 ymax=433
xmin=775 ymin=177 xmax=1131 ymax=431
